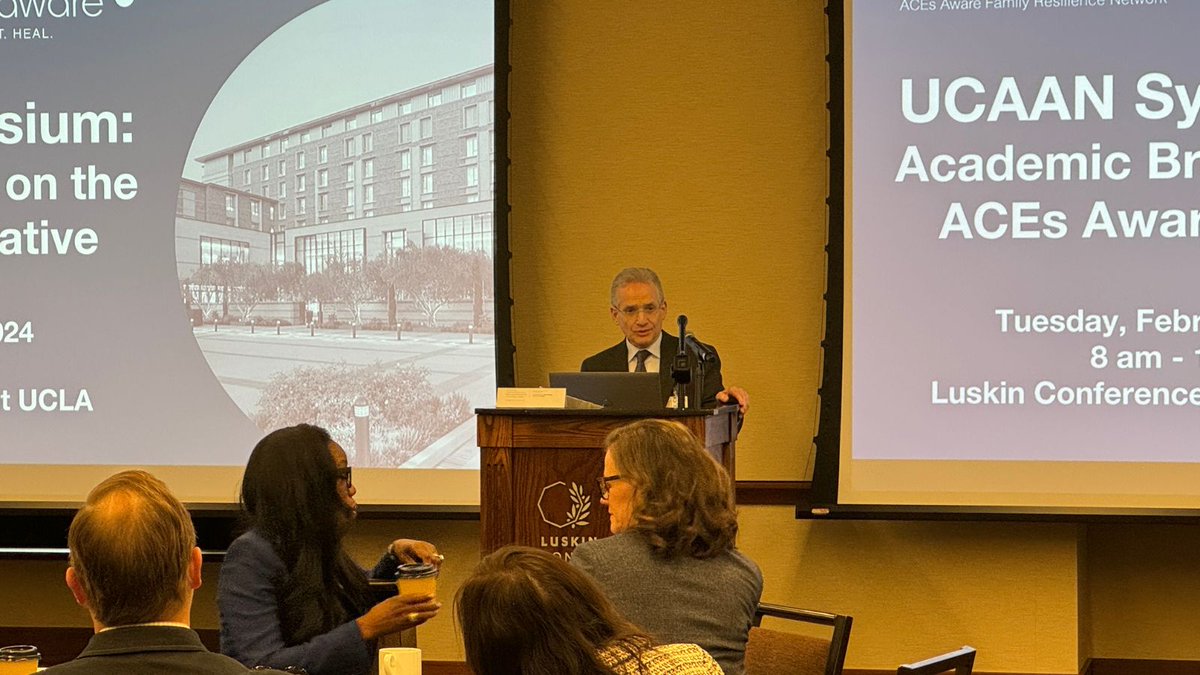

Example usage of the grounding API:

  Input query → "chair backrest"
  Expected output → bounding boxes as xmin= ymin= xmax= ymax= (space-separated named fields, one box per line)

xmin=744 ymin=603 xmax=853 ymax=675
xmin=896 ymin=646 xmax=976 ymax=675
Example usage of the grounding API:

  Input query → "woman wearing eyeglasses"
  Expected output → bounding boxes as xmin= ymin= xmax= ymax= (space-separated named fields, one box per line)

xmin=572 ymin=419 xmax=763 ymax=675
xmin=218 ymin=424 xmax=442 ymax=675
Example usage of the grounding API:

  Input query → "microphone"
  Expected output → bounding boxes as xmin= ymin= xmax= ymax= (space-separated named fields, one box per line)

xmin=671 ymin=315 xmax=691 ymax=386
xmin=684 ymin=332 xmax=719 ymax=362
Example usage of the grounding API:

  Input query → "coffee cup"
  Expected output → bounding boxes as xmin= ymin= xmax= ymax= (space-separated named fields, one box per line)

xmin=0 ymin=645 xmax=40 ymax=675
xmin=379 ymin=647 xmax=421 ymax=675
xmin=395 ymin=562 xmax=438 ymax=598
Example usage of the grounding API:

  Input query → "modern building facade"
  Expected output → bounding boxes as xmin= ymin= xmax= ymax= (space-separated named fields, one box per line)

xmin=176 ymin=65 xmax=496 ymax=325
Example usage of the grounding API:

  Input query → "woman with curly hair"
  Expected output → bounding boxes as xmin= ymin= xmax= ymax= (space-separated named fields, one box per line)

xmin=458 ymin=545 xmax=722 ymax=675
xmin=571 ymin=419 xmax=763 ymax=675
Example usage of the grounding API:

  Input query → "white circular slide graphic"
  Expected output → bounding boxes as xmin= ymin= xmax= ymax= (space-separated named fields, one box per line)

xmin=113 ymin=0 xmax=135 ymax=8
xmin=178 ymin=0 xmax=497 ymax=470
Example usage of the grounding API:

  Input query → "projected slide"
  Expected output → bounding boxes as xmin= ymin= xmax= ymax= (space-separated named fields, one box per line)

xmin=0 ymin=0 xmax=497 ymax=473
xmin=848 ymin=2 xmax=1200 ymax=476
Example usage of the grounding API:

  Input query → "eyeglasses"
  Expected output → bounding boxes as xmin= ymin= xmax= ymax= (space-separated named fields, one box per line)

xmin=335 ymin=466 xmax=352 ymax=487
xmin=614 ymin=303 xmax=662 ymax=320
xmin=596 ymin=474 xmax=623 ymax=498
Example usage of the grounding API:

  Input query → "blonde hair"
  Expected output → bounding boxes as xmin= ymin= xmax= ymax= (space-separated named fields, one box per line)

xmin=605 ymin=419 xmax=738 ymax=559
xmin=68 ymin=470 xmax=196 ymax=626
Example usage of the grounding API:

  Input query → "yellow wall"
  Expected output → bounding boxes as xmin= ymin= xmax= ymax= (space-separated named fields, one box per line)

xmin=1083 ymin=524 xmax=1200 ymax=660
xmin=499 ymin=1 xmax=1200 ymax=671
xmin=5 ymin=2 xmax=1200 ymax=672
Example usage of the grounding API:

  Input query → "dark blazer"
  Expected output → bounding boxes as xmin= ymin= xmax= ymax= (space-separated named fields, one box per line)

xmin=581 ymin=332 xmax=724 ymax=408
xmin=218 ymin=529 xmax=398 ymax=675
xmin=41 ymin=625 xmax=286 ymax=674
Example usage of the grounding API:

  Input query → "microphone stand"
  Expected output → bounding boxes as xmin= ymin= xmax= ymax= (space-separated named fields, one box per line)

xmin=672 ymin=315 xmax=691 ymax=409
xmin=684 ymin=333 xmax=719 ymax=410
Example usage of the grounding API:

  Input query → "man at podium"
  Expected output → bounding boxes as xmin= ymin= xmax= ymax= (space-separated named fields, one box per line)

xmin=581 ymin=267 xmax=749 ymax=414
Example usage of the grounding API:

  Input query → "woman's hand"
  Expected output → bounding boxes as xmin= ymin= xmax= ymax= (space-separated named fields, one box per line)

xmin=390 ymin=538 xmax=443 ymax=566
xmin=355 ymin=593 xmax=441 ymax=640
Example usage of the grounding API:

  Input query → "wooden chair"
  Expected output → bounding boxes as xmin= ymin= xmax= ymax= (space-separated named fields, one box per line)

xmin=744 ymin=603 xmax=852 ymax=675
xmin=896 ymin=646 xmax=976 ymax=675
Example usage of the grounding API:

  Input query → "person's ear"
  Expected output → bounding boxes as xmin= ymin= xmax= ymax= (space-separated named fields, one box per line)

xmin=187 ymin=546 xmax=203 ymax=591
xmin=65 ymin=567 xmax=89 ymax=608
xmin=610 ymin=305 xmax=621 ymax=325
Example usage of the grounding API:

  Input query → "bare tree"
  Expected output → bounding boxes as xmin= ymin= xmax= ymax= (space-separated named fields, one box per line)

xmin=468 ymin=250 xmax=494 ymax=329
xmin=274 ymin=261 xmax=307 ymax=303
xmin=186 ymin=261 xmax=307 ymax=323
xmin=304 ymin=255 xmax=379 ymax=325
xmin=228 ymin=263 xmax=276 ymax=323
xmin=184 ymin=261 xmax=234 ymax=321
xmin=381 ymin=246 xmax=475 ymax=327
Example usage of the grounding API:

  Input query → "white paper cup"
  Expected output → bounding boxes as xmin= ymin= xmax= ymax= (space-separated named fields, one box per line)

xmin=379 ymin=647 xmax=421 ymax=675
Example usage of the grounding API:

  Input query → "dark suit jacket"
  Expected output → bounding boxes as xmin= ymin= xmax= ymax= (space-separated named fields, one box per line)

xmin=41 ymin=625 xmax=286 ymax=674
xmin=581 ymin=332 xmax=724 ymax=408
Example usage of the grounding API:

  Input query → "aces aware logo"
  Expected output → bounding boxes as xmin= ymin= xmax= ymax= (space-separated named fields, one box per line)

xmin=0 ymin=0 xmax=138 ymax=42
xmin=0 ymin=0 xmax=135 ymax=19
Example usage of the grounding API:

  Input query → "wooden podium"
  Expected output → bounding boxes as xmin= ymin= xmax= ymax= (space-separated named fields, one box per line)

xmin=476 ymin=406 xmax=739 ymax=557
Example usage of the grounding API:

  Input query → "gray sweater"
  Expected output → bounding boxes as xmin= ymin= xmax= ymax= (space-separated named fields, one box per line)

xmin=571 ymin=531 xmax=763 ymax=675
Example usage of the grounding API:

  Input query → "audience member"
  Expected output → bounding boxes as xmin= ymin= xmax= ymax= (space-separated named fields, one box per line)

xmin=44 ymin=470 xmax=287 ymax=674
xmin=218 ymin=424 xmax=441 ymax=675
xmin=457 ymin=545 xmax=723 ymax=675
xmin=572 ymin=420 xmax=763 ymax=674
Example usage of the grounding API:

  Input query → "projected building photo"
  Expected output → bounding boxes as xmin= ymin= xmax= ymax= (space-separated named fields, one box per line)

xmin=175 ymin=64 xmax=496 ymax=470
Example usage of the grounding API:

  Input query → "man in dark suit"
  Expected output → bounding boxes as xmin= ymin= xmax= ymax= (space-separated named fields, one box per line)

xmin=581 ymin=267 xmax=748 ymax=413
xmin=44 ymin=470 xmax=289 ymax=674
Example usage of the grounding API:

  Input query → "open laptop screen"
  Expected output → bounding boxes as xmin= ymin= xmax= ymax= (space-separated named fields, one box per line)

xmin=548 ymin=372 xmax=664 ymax=410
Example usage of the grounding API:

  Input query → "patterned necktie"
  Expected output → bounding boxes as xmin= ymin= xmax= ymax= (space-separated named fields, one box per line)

xmin=634 ymin=349 xmax=651 ymax=372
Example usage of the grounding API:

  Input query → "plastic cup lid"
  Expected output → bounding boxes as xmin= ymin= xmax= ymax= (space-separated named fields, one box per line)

xmin=0 ymin=645 xmax=40 ymax=661
xmin=395 ymin=563 xmax=438 ymax=579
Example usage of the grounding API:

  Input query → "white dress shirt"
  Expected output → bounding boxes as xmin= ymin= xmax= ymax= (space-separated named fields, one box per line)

xmin=625 ymin=334 xmax=663 ymax=373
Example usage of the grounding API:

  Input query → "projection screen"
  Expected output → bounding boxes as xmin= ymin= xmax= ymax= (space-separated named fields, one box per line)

xmin=0 ymin=0 xmax=510 ymax=509
xmin=815 ymin=0 xmax=1200 ymax=515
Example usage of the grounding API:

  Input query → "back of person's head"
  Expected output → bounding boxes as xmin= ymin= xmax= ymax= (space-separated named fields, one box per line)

xmin=67 ymin=470 xmax=196 ymax=627
xmin=606 ymin=419 xmax=738 ymax=559
xmin=241 ymin=423 xmax=343 ymax=549
xmin=610 ymin=267 xmax=665 ymax=306
xmin=457 ymin=546 xmax=649 ymax=675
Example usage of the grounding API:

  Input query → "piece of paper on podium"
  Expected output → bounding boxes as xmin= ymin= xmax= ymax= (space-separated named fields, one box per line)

xmin=495 ymin=388 xmax=602 ymax=409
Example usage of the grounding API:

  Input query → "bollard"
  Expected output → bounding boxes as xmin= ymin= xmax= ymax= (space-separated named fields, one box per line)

xmin=251 ymin=319 xmax=255 ymax=334
xmin=468 ymin=324 xmax=474 ymax=344
xmin=352 ymin=322 xmax=357 ymax=339
xmin=353 ymin=397 xmax=370 ymax=466
xmin=213 ymin=319 xmax=218 ymax=332
xmin=276 ymin=320 xmax=281 ymax=336
xmin=310 ymin=322 xmax=315 ymax=337
xmin=396 ymin=323 xmax=402 ymax=341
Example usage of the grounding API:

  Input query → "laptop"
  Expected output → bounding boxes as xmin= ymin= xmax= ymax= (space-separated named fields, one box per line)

xmin=548 ymin=372 xmax=664 ymax=410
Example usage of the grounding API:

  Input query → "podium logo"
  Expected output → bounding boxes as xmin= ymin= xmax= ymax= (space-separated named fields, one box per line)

xmin=537 ymin=481 xmax=591 ymax=530
xmin=0 ymin=0 xmax=135 ymax=20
